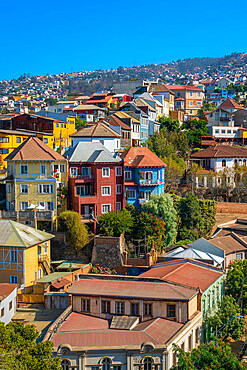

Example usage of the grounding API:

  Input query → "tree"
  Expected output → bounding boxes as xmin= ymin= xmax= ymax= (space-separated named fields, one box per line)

xmin=226 ymin=259 xmax=247 ymax=311
xmin=98 ymin=209 xmax=133 ymax=237
xmin=58 ymin=211 xmax=89 ymax=251
xmin=207 ymin=295 xmax=245 ymax=340
xmin=0 ymin=322 xmax=60 ymax=369
xmin=158 ymin=115 xmax=180 ymax=132
xmin=142 ymin=194 xmax=177 ymax=248
xmin=75 ymin=117 xmax=87 ymax=131
xmin=182 ymin=119 xmax=209 ymax=146
xmin=134 ymin=211 xmax=166 ymax=250
xmin=171 ymin=339 xmax=245 ymax=370
xmin=163 ymin=156 xmax=186 ymax=190
xmin=44 ymin=97 xmax=57 ymax=106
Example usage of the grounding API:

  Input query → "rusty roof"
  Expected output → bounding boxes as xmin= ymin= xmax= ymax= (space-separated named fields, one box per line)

xmin=211 ymin=233 xmax=247 ymax=254
xmin=68 ymin=278 xmax=198 ymax=301
xmin=141 ymin=260 xmax=223 ymax=292
xmin=190 ymin=144 xmax=247 ymax=159
xmin=0 ymin=283 xmax=17 ymax=302
xmin=52 ymin=313 xmax=184 ymax=349
xmin=70 ymin=121 xmax=120 ymax=138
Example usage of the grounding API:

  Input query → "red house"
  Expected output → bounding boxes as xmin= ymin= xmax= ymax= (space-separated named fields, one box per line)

xmin=65 ymin=142 xmax=124 ymax=230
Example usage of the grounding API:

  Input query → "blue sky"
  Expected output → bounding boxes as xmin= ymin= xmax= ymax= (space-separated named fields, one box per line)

xmin=1 ymin=0 xmax=247 ymax=80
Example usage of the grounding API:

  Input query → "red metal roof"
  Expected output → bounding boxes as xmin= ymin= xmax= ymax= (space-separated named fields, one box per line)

xmin=0 ymin=283 xmax=17 ymax=302
xmin=141 ymin=261 xmax=223 ymax=292
xmin=51 ymin=278 xmax=71 ymax=290
xmin=190 ymin=144 xmax=247 ymax=159
xmin=166 ymin=85 xmax=203 ymax=91
xmin=52 ymin=313 xmax=184 ymax=348
xmin=68 ymin=278 xmax=197 ymax=300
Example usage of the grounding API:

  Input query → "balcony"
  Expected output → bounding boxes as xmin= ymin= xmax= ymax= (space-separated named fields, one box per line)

xmin=70 ymin=175 xmax=94 ymax=183
xmin=0 ymin=210 xmax=55 ymax=221
xmin=139 ymin=179 xmax=160 ymax=186
xmin=220 ymin=117 xmax=230 ymax=122
xmin=139 ymin=198 xmax=149 ymax=204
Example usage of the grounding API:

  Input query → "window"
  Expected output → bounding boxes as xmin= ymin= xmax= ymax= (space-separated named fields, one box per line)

xmin=20 ymin=201 xmax=28 ymax=211
xmin=61 ymin=359 xmax=70 ymax=370
xmin=144 ymin=357 xmax=153 ymax=370
xmin=61 ymin=124 xmax=63 ymax=128
xmin=131 ymin=303 xmax=139 ymax=316
xmin=70 ymin=167 xmax=78 ymax=176
xmin=40 ymin=165 xmax=46 ymax=175
xmin=81 ymin=167 xmax=91 ymax=177
xmin=190 ymin=101 xmax=193 ymax=106
xmin=56 ymin=123 xmax=59 ymax=128
xmin=222 ymin=159 xmax=226 ymax=167
xmin=0 ymin=148 xmax=9 ymax=154
xmin=1 ymin=308 xmax=4 ymax=318
xmin=6 ymin=184 xmax=11 ymax=193
xmin=195 ymin=328 xmax=199 ymax=344
xmin=236 ymin=253 xmax=243 ymax=260
xmin=20 ymin=184 xmax=28 ymax=194
xmin=0 ymin=137 xmax=9 ymax=142
xmin=102 ymin=186 xmax=111 ymax=196
xmin=116 ymin=202 xmax=121 ymax=211
xmin=102 ymin=167 xmax=110 ymax=177
xmin=128 ymin=190 xmax=136 ymax=199
xmin=197 ymin=92 xmax=200 ymax=97
xmin=9 ymin=301 xmax=12 ymax=311
xmin=222 ymin=130 xmax=226 ymax=133
xmin=16 ymin=137 xmax=21 ymax=143
xmin=38 ymin=184 xmax=54 ymax=193
xmin=102 ymin=358 xmax=111 ymax=370
xmin=10 ymin=250 xmax=17 ymax=263
xmin=125 ymin=171 xmax=131 ymax=180
xmin=116 ymin=184 xmax=122 ymax=194
xmin=113 ymin=366 xmax=121 ymax=370
xmin=116 ymin=166 xmax=122 ymax=176
xmin=47 ymin=202 xmax=54 ymax=211
xmin=188 ymin=334 xmax=193 ymax=351
xmin=102 ymin=300 xmax=111 ymax=314
xmin=215 ymin=129 xmax=219 ymax=133
xmin=20 ymin=165 xmax=28 ymax=175
xmin=60 ymin=164 xmax=65 ymax=173
xmin=10 ymin=275 xmax=18 ymax=284
xmin=102 ymin=204 xmax=111 ymax=214
xmin=144 ymin=303 xmax=152 ymax=316
xmin=81 ymin=299 xmax=90 ymax=312
xmin=116 ymin=301 xmax=125 ymax=315
xmin=173 ymin=351 xmax=177 ymax=366
xmin=227 ymin=130 xmax=231 ymax=134
xmin=190 ymin=92 xmax=193 ymax=97
xmin=181 ymin=342 xmax=185 ymax=351
xmin=167 ymin=304 xmax=176 ymax=318
xmin=44 ymin=138 xmax=48 ymax=143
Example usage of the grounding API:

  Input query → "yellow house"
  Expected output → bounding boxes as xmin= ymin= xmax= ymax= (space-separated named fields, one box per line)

xmin=5 ymin=137 xmax=68 ymax=229
xmin=0 ymin=129 xmax=53 ymax=170
xmin=0 ymin=219 xmax=53 ymax=293
xmin=52 ymin=116 xmax=75 ymax=149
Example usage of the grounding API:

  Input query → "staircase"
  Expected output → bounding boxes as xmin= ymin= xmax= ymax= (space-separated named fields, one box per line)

xmin=38 ymin=255 xmax=54 ymax=275
xmin=238 ymin=338 xmax=247 ymax=362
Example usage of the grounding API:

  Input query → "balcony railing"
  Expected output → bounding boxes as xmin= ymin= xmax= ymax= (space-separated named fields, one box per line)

xmin=0 ymin=210 xmax=55 ymax=220
xmin=220 ymin=117 xmax=230 ymax=121
xmin=70 ymin=174 xmax=92 ymax=180
xmin=139 ymin=179 xmax=160 ymax=186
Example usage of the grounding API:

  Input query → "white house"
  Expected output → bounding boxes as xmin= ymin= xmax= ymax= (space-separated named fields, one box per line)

xmin=70 ymin=121 xmax=121 ymax=154
xmin=0 ymin=284 xmax=17 ymax=325
xmin=217 ymin=78 xmax=233 ymax=89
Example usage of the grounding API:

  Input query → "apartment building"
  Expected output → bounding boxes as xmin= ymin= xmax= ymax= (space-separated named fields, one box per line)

xmin=166 ymin=85 xmax=204 ymax=117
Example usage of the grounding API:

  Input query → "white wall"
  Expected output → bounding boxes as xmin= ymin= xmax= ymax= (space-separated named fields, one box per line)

xmin=71 ymin=137 xmax=120 ymax=153
xmin=0 ymin=287 xmax=17 ymax=325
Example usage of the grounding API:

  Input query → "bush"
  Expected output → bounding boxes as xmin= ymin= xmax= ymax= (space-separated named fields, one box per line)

xmin=90 ymin=264 xmax=117 ymax=275
xmin=134 ymin=211 xmax=166 ymax=250
xmin=98 ymin=209 xmax=133 ymax=237
xmin=58 ymin=211 xmax=88 ymax=251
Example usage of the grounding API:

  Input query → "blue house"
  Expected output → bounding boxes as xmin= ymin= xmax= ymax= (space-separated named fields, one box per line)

xmin=121 ymin=147 xmax=166 ymax=209
xmin=120 ymin=102 xmax=149 ymax=144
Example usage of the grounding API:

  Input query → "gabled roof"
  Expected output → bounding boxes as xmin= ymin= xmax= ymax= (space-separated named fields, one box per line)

xmin=190 ymin=145 xmax=247 ymax=159
xmin=70 ymin=121 xmax=120 ymax=138
xmin=0 ymin=220 xmax=54 ymax=248
xmin=114 ymin=111 xmax=140 ymax=123
xmin=141 ymin=260 xmax=223 ymax=292
xmin=103 ymin=115 xmax=131 ymax=131
xmin=121 ymin=147 xmax=166 ymax=168
xmin=73 ymin=104 xmax=105 ymax=111
xmin=218 ymin=98 xmax=243 ymax=110
xmin=164 ymin=247 xmax=223 ymax=265
xmin=147 ymin=84 xmax=175 ymax=95
xmin=5 ymin=137 xmax=65 ymax=161
xmin=65 ymin=142 xmax=121 ymax=164
xmin=0 ymin=283 xmax=17 ymax=302
xmin=134 ymin=98 xmax=156 ymax=112
xmin=210 ymin=232 xmax=247 ymax=254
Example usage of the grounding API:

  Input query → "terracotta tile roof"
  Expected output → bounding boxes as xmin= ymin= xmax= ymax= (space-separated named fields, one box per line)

xmin=218 ymin=98 xmax=243 ymax=110
xmin=190 ymin=145 xmax=247 ymax=159
xmin=0 ymin=283 xmax=17 ymax=302
xmin=52 ymin=313 xmax=184 ymax=348
xmin=5 ymin=137 xmax=65 ymax=161
xmin=70 ymin=121 xmax=120 ymax=138
xmin=147 ymin=84 xmax=175 ymax=95
xmin=121 ymin=147 xmax=166 ymax=168
xmin=211 ymin=233 xmax=247 ymax=254
xmin=166 ymin=85 xmax=203 ymax=92
xmin=68 ymin=278 xmax=198 ymax=300
xmin=51 ymin=278 xmax=71 ymax=290
xmin=141 ymin=260 xmax=223 ymax=292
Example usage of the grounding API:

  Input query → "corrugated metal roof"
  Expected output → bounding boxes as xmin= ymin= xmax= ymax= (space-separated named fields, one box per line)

xmin=65 ymin=142 xmax=121 ymax=163
xmin=34 ymin=271 xmax=71 ymax=283
xmin=0 ymin=220 xmax=54 ymax=248
xmin=68 ymin=278 xmax=197 ymax=300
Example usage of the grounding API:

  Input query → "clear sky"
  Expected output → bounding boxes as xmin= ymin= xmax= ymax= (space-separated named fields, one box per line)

xmin=1 ymin=0 xmax=247 ymax=80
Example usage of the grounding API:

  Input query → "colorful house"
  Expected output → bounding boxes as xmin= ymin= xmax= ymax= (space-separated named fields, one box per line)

xmin=5 ymin=137 xmax=68 ymax=230
xmin=120 ymin=101 xmax=149 ymax=143
xmin=0 ymin=219 xmax=53 ymax=293
xmin=121 ymin=147 xmax=166 ymax=209
xmin=65 ymin=142 xmax=124 ymax=230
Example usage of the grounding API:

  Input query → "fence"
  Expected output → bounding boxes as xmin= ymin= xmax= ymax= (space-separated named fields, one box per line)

xmin=18 ymin=293 xmax=44 ymax=304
